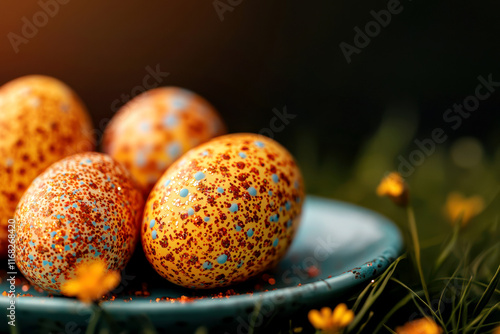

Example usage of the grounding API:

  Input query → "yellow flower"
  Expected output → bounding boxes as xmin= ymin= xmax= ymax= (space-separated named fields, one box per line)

xmin=396 ymin=318 xmax=442 ymax=334
xmin=444 ymin=192 xmax=484 ymax=226
xmin=308 ymin=304 xmax=354 ymax=334
xmin=61 ymin=260 xmax=120 ymax=303
xmin=493 ymin=325 xmax=500 ymax=334
xmin=377 ymin=172 xmax=409 ymax=206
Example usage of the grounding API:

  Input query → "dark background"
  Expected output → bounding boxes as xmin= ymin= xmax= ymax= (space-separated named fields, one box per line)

xmin=2 ymin=2 xmax=499 ymax=332
xmin=1 ymin=0 xmax=499 ymax=179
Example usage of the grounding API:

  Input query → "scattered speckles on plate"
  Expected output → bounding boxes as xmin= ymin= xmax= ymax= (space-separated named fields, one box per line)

xmin=142 ymin=133 xmax=305 ymax=289
xmin=14 ymin=152 xmax=143 ymax=293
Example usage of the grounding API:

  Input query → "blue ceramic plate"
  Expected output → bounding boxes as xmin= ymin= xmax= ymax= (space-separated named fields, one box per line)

xmin=0 ymin=196 xmax=403 ymax=333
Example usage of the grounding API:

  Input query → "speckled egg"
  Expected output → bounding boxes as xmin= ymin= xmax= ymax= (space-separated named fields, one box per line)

xmin=0 ymin=75 xmax=95 ymax=257
xmin=142 ymin=133 xmax=304 ymax=289
xmin=15 ymin=152 xmax=143 ymax=293
xmin=103 ymin=87 xmax=226 ymax=197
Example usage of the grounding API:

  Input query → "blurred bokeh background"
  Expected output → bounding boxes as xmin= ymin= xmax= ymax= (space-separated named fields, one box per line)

xmin=2 ymin=2 xmax=500 ymax=333
xmin=1 ymin=0 xmax=499 ymax=236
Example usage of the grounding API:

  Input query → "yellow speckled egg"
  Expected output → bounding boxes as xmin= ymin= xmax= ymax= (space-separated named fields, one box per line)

xmin=142 ymin=133 xmax=304 ymax=289
xmin=103 ymin=87 xmax=226 ymax=197
xmin=0 ymin=75 xmax=94 ymax=257
xmin=15 ymin=152 xmax=143 ymax=293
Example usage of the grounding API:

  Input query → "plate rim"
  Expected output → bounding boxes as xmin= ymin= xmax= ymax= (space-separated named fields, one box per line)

xmin=1 ymin=196 xmax=404 ymax=317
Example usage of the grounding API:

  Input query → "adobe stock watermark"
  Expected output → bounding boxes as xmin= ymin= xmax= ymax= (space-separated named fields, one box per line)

xmin=110 ymin=65 xmax=170 ymax=113
xmin=398 ymin=74 xmax=499 ymax=177
xmin=111 ymin=268 xmax=136 ymax=294
xmin=226 ymin=234 xmax=339 ymax=334
xmin=7 ymin=0 xmax=71 ymax=54
xmin=213 ymin=0 xmax=243 ymax=22
xmin=6 ymin=219 xmax=17 ymax=327
xmin=258 ymin=106 xmax=295 ymax=139
xmin=339 ymin=0 xmax=406 ymax=64
xmin=79 ymin=64 xmax=170 ymax=149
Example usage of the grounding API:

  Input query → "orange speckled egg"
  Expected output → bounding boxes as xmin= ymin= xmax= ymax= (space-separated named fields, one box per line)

xmin=142 ymin=133 xmax=304 ymax=289
xmin=0 ymin=75 xmax=94 ymax=257
xmin=103 ymin=87 xmax=226 ymax=197
xmin=15 ymin=152 xmax=143 ymax=293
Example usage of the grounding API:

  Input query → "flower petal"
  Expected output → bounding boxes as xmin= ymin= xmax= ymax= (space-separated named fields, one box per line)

xmin=308 ymin=309 xmax=326 ymax=329
xmin=339 ymin=309 xmax=354 ymax=328
xmin=61 ymin=280 xmax=81 ymax=296
xmin=331 ymin=304 xmax=347 ymax=325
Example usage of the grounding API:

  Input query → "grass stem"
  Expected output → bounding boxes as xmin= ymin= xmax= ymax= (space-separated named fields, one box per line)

xmin=407 ymin=206 xmax=431 ymax=307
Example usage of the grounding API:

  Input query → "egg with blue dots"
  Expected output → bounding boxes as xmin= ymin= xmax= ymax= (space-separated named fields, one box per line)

xmin=0 ymin=75 xmax=95 ymax=257
xmin=102 ymin=87 xmax=226 ymax=198
xmin=14 ymin=152 xmax=143 ymax=293
xmin=142 ymin=133 xmax=304 ymax=289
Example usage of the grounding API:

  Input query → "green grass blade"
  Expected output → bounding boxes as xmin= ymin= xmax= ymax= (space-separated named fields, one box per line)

xmin=448 ymin=276 xmax=473 ymax=331
xmin=470 ymin=243 xmax=500 ymax=275
xmin=355 ymin=311 xmax=374 ymax=334
xmin=352 ymin=280 xmax=375 ymax=312
xmin=463 ymin=301 xmax=468 ymax=333
xmin=434 ymin=277 xmax=500 ymax=295
xmin=407 ymin=206 xmax=431 ymax=306
xmin=347 ymin=255 xmax=404 ymax=331
xmin=383 ymin=324 xmax=398 ymax=334
xmin=248 ymin=299 xmax=262 ymax=334
xmin=85 ymin=304 xmax=102 ymax=334
xmin=470 ymin=301 xmax=500 ymax=334
xmin=9 ymin=321 xmax=19 ymax=334
xmin=373 ymin=293 xmax=412 ymax=334
xmin=438 ymin=267 xmax=462 ymax=318
xmin=473 ymin=264 xmax=500 ymax=317
xmin=390 ymin=278 xmax=446 ymax=329
xmin=435 ymin=221 xmax=461 ymax=271
xmin=411 ymin=294 xmax=431 ymax=323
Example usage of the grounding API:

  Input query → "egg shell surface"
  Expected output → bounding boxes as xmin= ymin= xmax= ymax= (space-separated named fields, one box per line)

xmin=142 ymin=133 xmax=304 ymax=289
xmin=103 ymin=87 xmax=226 ymax=197
xmin=15 ymin=152 xmax=143 ymax=294
xmin=0 ymin=75 xmax=95 ymax=256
